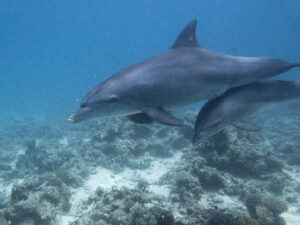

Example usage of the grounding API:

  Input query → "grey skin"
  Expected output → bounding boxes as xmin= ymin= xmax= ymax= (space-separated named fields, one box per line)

xmin=193 ymin=80 xmax=300 ymax=143
xmin=68 ymin=20 xmax=300 ymax=126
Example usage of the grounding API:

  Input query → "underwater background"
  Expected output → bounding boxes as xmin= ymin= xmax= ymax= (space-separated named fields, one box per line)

xmin=1 ymin=0 xmax=300 ymax=225
xmin=1 ymin=0 xmax=300 ymax=124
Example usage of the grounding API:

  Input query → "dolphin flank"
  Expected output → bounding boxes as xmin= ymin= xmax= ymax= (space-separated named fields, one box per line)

xmin=69 ymin=20 xmax=300 ymax=126
xmin=193 ymin=80 xmax=300 ymax=143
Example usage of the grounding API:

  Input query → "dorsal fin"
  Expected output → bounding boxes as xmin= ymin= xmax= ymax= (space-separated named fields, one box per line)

xmin=171 ymin=20 xmax=200 ymax=49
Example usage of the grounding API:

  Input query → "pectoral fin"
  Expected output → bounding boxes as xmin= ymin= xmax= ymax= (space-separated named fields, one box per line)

xmin=232 ymin=120 xmax=262 ymax=131
xmin=142 ymin=107 xmax=185 ymax=126
xmin=127 ymin=113 xmax=153 ymax=124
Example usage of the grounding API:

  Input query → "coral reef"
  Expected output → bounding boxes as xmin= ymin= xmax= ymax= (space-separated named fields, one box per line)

xmin=3 ymin=175 xmax=70 ymax=225
xmin=69 ymin=186 xmax=176 ymax=225
xmin=1 ymin=104 xmax=300 ymax=225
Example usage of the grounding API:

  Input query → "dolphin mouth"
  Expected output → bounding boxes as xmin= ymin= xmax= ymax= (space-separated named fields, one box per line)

xmin=68 ymin=107 xmax=93 ymax=124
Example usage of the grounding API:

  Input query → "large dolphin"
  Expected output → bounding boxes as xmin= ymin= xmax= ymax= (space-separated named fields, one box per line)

xmin=69 ymin=20 xmax=300 ymax=125
xmin=193 ymin=80 xmax=300 ymax=143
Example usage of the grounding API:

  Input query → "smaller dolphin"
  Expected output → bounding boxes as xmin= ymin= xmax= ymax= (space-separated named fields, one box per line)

xmin=193 ymin=80 xmax=300 ymax=143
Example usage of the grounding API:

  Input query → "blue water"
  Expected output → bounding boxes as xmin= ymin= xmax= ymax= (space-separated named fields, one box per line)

xmin=1 ymin=0 xmax=300 ymax=125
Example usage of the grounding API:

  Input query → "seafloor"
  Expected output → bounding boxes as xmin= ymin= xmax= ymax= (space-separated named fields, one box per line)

xmin=0 ymin=103 xmax=300 ymax=225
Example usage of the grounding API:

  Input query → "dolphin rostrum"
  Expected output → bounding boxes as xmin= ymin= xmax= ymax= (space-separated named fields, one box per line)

xmin=69 ymin=20 xmax=300 ymax=126
xmin=193 ymin=80 xmax=300 ymax=143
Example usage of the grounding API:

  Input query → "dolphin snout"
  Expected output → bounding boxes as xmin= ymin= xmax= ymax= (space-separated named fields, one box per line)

xmin=68 ymin=112 xmax=84 ymax=123
xmin=68 ymin=107 xmax=93 ymax=123
xmin=68 ymin=114 xmax=76 ymax=123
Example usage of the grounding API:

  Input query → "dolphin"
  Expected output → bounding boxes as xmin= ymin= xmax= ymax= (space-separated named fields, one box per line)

xmin=68 ymin=20 xmax=300 ymax=126
xmin=193 ymin=80 xmax=300 ymax=143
